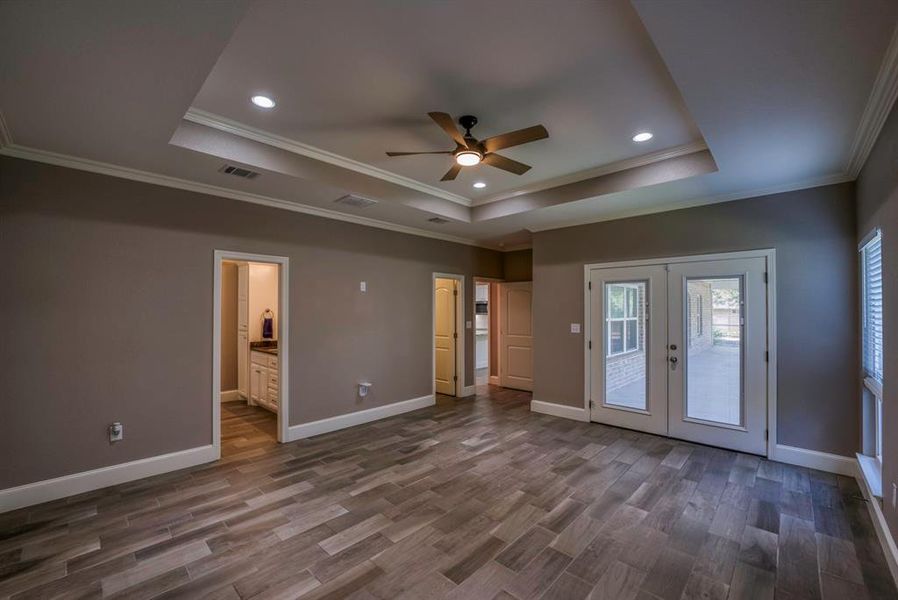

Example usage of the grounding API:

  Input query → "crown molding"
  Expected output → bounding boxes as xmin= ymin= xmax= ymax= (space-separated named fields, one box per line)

xmin=0 ymin=142 xmax=498 ymax=249
xmin=474 ymin=140 xmax=710 ymax=206
xmin=184 ymin=108 xmax=473 ymax=208
xmin=846 ymin=24 xmax=898 ymax=179
xmin=527 ymin=171 xmax=853 ymax=233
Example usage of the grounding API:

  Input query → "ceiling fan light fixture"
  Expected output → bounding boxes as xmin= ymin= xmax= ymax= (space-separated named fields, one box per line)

xmin=455 ymin=150 xmax=482 ymax=166
xmin=632 ymin=131 xmax=653 ymax=142
xmin=251 ymin=95 xmax=276 ymax=109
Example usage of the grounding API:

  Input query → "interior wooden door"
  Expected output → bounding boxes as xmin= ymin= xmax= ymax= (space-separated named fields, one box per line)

xmin=499 ymin=282 xmax=533 ymax=391
xmin=434 ymin=278 xmax=457 ymax=396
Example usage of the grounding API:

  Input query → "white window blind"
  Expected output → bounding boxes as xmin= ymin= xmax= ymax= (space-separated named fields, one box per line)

xmin=862 ymin=231 xmax=883 ymax=382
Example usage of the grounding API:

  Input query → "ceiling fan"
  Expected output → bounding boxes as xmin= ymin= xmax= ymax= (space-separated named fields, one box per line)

xmin=386 ymin=113 xmax=549 ymax=181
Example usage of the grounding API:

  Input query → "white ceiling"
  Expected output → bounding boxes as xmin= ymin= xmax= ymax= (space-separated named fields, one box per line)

xmin=1 ymin=0 xmax=896 ymax=249
xmin=191 ymin=0 xmax=702 ymax=202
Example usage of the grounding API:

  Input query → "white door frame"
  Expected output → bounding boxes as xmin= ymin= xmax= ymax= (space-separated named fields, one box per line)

xmin=433 ymin=272 xmax=465 ymax=397
xmin=583 ymin=249 xmax=777 ymax=458
xmin=213 ymin=250 xmax=290 ymax=459
xmin=474 ymin=279 xmax=493 ymax=383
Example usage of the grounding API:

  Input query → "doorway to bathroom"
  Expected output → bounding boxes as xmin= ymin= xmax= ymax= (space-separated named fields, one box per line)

xmin=213 ymin=251 xmax=290 ymax=459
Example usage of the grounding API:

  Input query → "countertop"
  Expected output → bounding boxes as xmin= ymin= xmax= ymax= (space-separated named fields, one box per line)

xmin=250 ymin=343 xmax=278 ymax=356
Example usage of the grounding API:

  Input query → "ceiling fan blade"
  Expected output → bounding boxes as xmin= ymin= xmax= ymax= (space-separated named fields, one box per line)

xmin=385 ymin=151 xmax=453 ymax=156
xmin=481 ymin=125 xmax=548 ymax=153
xmin=428 ymin=112 xmax=468 ymax=147
xmin=440 ymin=163 xmax=462 ymax=181
xmin=482 ymin=153 xmax=531 ymax=175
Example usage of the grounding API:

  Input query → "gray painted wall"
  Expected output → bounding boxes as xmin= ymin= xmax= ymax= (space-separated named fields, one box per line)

xmin=0 ymin=157 xmax=502 ymax=489
xmin=533 ymin=183 xmax=859 ymax=457
xmin=857 ymin=100 xmax=898 ymax=540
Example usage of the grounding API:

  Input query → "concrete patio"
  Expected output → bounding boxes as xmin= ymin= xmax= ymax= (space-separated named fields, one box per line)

xmin=606 ymin=344 xmax=741 ymax=424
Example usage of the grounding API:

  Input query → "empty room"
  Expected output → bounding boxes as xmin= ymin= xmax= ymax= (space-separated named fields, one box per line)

xmin=2 ymin=1 xmax=898 ymax=599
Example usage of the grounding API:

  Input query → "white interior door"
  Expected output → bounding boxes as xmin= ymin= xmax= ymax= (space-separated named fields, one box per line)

xmin=589 ymin=266 xmax=668 ymax=435
xmin=500 ymin=282 xmax=533 ymax=391
xmin=434 ymin=278 xmax=457 ymax=396
xmin=588 ymin=255 xmax=769 ymax=455
xmin=667 ymin=258 xmax=767 ymax=455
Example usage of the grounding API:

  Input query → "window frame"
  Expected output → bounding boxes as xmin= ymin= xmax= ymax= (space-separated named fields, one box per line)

xmin=860 ymin=229 xmax=883 ymax=468
xmin=606 ymin=283 xmax=642 ymax=357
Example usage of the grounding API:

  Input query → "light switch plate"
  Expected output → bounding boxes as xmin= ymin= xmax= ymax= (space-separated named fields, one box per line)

xmin=570 ymin=323 xmax=581 ymax=333
xmin=360 ymin=281 xmax=367 ymax=293
xmin=466 ymin=321 xmax=472 ymax=329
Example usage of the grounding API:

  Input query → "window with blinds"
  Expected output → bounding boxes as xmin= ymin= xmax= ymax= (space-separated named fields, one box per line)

xmin=862 ymin=231 xmax=883 ymax=383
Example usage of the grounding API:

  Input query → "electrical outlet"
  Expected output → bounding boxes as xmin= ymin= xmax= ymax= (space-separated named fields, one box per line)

xmin=360 ymin=281 xmax=367 ymax=293
xmin=109 ymin=422 xmax=123 ymax=442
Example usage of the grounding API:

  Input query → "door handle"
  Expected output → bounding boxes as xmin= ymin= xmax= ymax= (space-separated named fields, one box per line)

xmin=669 ymin=356 xmax=678 ymax=370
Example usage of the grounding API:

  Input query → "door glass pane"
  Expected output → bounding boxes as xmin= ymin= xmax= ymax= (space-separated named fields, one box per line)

xmin=626 ymin=320 xmax=637 ymax=350
xmin=609 ymin=321 xmax=624 ymax=354
xmin=608 ymin=286 xmax=625 ymax=318
xmin=686 ymin=278 xmax=741 ymax=425
xmin=605 ymin=282 xmax=647 ymax=410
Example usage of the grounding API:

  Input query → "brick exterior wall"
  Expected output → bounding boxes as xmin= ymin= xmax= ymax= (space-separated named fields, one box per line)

xmin=606 ymin=349 xmax=646 ymax=391
xmin=687 ymin=281 xmax=713 ymax=352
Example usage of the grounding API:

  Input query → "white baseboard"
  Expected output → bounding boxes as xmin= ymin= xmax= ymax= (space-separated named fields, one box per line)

xmin=769 ymin=444 xmax=857 ymax=477
xmin=0 ymin=445 xmax=217 ymax=514
xmin=856 ymin=457 xmax=898 ymax=587
xmin=287 ymin=394 xmax=435 ymax=441
xmin=461 ymin=385 xmax=476 ymax=397
xmin=220 ymin=389 xmax=242 ymax=403
xmin=530 ymin=400 xmax=590 ymax=422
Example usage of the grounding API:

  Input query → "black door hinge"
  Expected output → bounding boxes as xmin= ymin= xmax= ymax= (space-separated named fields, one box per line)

xmin=588 ymin=340 xmax=592 ymax=350
xmin=588 ymin=281 xmax=592 ymax=290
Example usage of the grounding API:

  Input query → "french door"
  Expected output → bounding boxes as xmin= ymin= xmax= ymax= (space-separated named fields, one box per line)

xmin=588 ymin=255 xmax=769 ymax=455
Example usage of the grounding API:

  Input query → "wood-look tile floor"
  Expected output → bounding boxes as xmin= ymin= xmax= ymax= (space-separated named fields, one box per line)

xmin=1 ymin=387 xmax=895 ymax=600
xmin=221 ymin=400 xmax=277 ymax=458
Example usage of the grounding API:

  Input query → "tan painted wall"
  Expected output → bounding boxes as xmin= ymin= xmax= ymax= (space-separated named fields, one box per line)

xmin=248 ymin=262 xmax=278 ymax=342
xmin=533 ymin=183 xmax=859 ymax=457
xmin=0 ymin=156 xmax=503 ymax=489
xmin=220 ymin=262 xmax=238 ymax=391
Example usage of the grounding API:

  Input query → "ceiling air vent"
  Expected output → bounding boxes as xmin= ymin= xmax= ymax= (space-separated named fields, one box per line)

xmin=334 ymin=194 xmax=378 ymax=208
xmin=219 ymin=164 xmax=259 ymax=179
xmin=428 ymin=217 xmax=450 ymax=224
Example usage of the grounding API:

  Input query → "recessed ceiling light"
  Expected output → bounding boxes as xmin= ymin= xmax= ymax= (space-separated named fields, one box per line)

xmin=473 ymin=182 xmax=487 ymax=189
xmin=632 ymin=132 xmax=653 ymax=142
xmin=251 ymin=95 xmax=276 ymax=109
xmin=455 ymin=150 xmax=482 ymax=166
